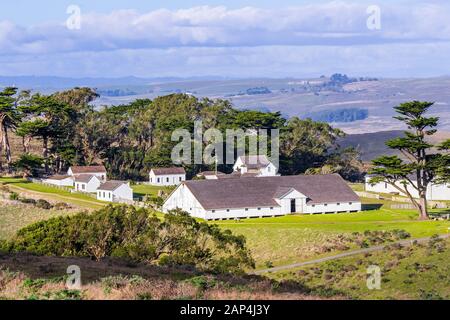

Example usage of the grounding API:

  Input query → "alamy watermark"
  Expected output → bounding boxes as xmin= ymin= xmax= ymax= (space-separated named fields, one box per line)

xmin=171 ymin=121 xmax=279 ymax=167
xmin=66 ymin=265 xmax=81 ymax=290
xmin=366 ymin=265 xmax=381 ymax=290
xmin=66 ymin=5 xmax=82 ymax=30
xmin=366 ymin=5 xmax=381 ymax=30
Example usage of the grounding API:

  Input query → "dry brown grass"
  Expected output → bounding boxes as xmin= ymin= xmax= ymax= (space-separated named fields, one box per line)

xmin=0 ymin=253 xmax=342 ymax=300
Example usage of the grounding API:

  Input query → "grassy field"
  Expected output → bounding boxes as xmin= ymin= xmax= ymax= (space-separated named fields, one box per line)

xmin=131 ymin=184 xmax=172 ymax=198
xmin=0 ymin=178 xmax=106 ymax=209
xmin=269 ymin=238 xmax=450 ymax=300
xmin=214 ymin=207 xmax=450 ymax=269
xmin=0 ymin=204 xmax=78 ymax=240
xmin=1 ymin=177 xmax=449 ymax=273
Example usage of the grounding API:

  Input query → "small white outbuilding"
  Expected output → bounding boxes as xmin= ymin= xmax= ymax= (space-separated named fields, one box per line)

xmin=74 ymin=174 xmax=101 ymax=193
xmin=43 ymin=175 xmax=74 ymax=187
xmin=233 ymin=155 xmax=279 ymax=177
xmin=97 ymin=181 xmax=134 ymax=203
xmin=149 ymin=167 xmax=186 ymax=186
xmin=68 ymin=165 xmax=107 ymax=182
xmin=365 ymin=176 xmax=450 ymax=201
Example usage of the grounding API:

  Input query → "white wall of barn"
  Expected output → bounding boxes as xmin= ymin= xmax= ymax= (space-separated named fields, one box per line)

xmin=162 ymin=184 xmax=206 ymax=218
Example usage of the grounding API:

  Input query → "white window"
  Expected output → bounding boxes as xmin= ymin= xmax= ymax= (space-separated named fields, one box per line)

xmin=157 ymin=178 xmax=160 ymax=183
xmin=166 ymin=177 xmax=169 ymax=183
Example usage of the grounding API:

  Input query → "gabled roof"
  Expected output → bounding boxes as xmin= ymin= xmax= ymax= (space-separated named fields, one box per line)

xmin=238 ymin=155 xmax=271 ymax=169
xmin=69 ymin=165 xmax=106 ymax=174
xmin=97 ymin=181 xmax=128 ymax=192
xmin=74 ymin=174 xmax=98 ymax=183
xmin=273 ymin=187 xmax=298 ymax=199
xmin=151 ymin=167 xmax=186 ymax=175
xmin=182 ymin=174 xmax=360 ymax=210
xmin=46 ymin=175 xmax=73 ymax=181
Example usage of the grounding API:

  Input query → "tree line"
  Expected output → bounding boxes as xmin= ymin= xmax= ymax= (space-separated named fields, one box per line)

xmin=0 ymin=87 xmax=364 ymax=181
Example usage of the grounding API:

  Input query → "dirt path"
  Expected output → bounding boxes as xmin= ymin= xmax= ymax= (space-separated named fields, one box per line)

xmin=7 ymin=185 xmax=104 ymax=209
xmin=252 ymin=234 xmax=450 ymax=275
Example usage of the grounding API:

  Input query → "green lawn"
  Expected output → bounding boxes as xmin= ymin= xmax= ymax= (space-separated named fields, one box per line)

xmin=132 ymin=184 xmax=173 ymax=198
xmin=269 ymin=238 xmax=450 ymax=300
xmin=0 ymin=178 xmax=106 ymax=209
xmin=0 ymin=204 xmax=77 ymax=240
xmin=214 ymin=207 xmax=450 ymax=268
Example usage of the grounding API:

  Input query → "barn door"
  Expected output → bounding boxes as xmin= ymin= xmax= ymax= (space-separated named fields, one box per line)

xmin=290 ymin=199 xmax=296 ymax=213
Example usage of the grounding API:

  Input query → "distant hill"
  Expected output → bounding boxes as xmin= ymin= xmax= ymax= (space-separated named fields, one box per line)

xmin=340 ymin=130 xmax=450 ymax=161
xmin=339 ymin=130 xmax=403 ymax=161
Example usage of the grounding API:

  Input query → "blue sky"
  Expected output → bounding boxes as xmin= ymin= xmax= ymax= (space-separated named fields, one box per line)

xmin=0 ymin=0 xmax=449 ymax=78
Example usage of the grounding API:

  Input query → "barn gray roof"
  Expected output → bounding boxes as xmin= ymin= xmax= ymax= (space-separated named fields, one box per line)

xmin=151 ymin=167 xmax=186 ymax=175
xmin=183 ymin=174 xmax=360 ymax=210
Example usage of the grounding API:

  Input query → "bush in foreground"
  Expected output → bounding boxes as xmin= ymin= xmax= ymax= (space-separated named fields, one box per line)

xmin=0 ymin=206 xmax=255 ymax=274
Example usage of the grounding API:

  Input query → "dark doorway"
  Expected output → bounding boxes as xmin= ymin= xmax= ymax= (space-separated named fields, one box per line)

xmin=290 ymin=199 xmax=296 ymax=213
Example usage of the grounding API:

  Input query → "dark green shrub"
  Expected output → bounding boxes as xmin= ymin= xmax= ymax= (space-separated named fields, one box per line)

xmin=4 ymin=206 xmax=254 ymax=274
xmin=36 ymin=199 xmax=52 ymax=210
xmin=20 ymin=198 xmax=37 ymax=205
xmin=53 ymin=202 xmax=71 ymax=210
xmin=9 ymin=192 xmax=19 ymax=200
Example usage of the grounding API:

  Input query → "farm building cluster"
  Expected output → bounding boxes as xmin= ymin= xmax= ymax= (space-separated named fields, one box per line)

xmin=41 ymin=155 xmax=449 ymax=218
xmin=43 ymin=165 xmax=134 ymax=203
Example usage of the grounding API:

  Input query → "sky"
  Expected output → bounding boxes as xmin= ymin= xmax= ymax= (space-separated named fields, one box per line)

xmin=1 ymin=0 xmax=450 ymax=78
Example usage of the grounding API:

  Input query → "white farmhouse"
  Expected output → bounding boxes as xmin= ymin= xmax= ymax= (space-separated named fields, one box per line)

xmin=149 ymin=167 xmax=186 ymax=186
xmin=96 ymin=181 xmax=134 ymax=203
xmin=163 ymin=174 xmax=361 ymax=220
xmin=74 ymin=174 xmax=101 ymax=193
xmin=43 ymin=175 xmax=74 ymax=187
xmin=67 ymin=165 xmax=107 ymax=182
xmin=233 ymin=155 xmax=278 ymax=177
xmin=365 ymin=176 xmax=450 ymax=201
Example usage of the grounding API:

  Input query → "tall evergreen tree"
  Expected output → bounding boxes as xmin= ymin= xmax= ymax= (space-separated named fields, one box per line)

xmin=0 ymin=87 xmax=20 ymax=170
xmin=369 ymin=101 xmax=450 ymax=219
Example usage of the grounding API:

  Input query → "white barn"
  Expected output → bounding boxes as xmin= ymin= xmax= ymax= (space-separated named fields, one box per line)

xmin=68 ymin=165 xmax=107 ymax=182
xmin=233 ymin=155 xmax=279 ymax=177
xmin=97 ymin=181 xmax=134 ymax=203
xmin=149 ymin=167 xmax=186 ymax=186
xmin=163 ymin=174 xmax=361 ymax=220
xmin=365 ymin=176 xmax=450 ymax=201
xmin=43 ymin=175 xmax=74 ymax=187
xmin=74 ymin=174 xmax=101 ymax=193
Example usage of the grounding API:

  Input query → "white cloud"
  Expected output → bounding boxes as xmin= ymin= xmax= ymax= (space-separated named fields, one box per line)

xmin=1 ymin=2 xmax=450 ymax=55
xmin=1 ymin=2 xmax=450 ymax=77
